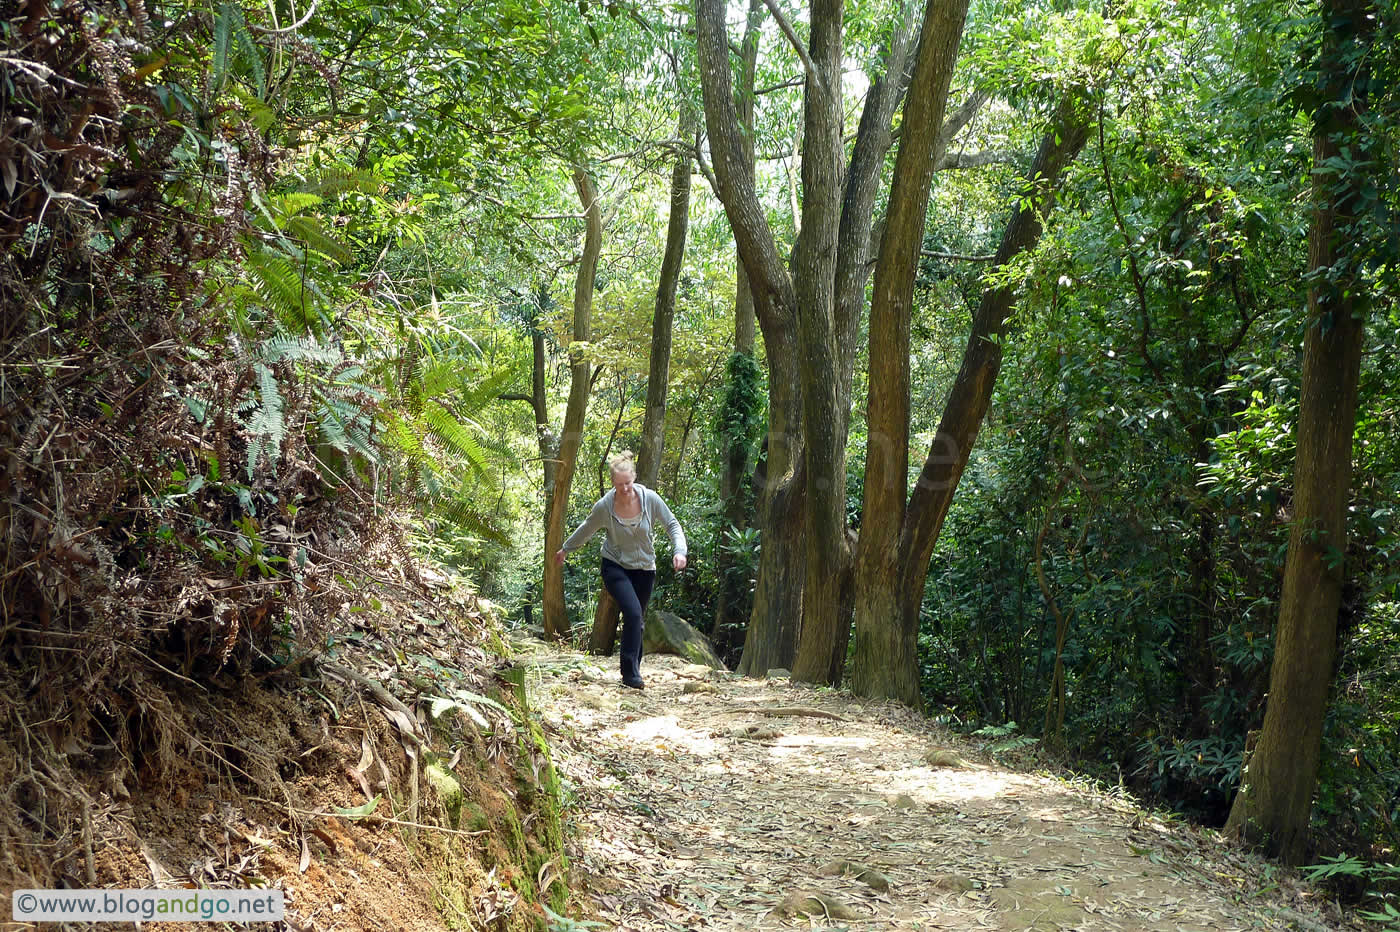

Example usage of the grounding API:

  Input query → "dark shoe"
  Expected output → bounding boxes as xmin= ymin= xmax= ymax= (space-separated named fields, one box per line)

xmin=621 ymin=678 xmax=644 ymax=690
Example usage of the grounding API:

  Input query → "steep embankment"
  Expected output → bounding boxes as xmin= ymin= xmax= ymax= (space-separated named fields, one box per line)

xmin=0 ymin=594 xmax=571 ymax=932
xmin=521 ymin=643 xmax=1354 ymax=932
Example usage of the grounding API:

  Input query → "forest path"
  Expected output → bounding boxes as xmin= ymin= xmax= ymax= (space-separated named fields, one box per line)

xmin=516 ymin=641 xmax=1348 ymax=932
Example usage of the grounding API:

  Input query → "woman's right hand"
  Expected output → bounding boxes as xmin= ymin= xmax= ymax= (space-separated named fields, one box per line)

xmin=554 ymin=549 xmax=566 ymax=566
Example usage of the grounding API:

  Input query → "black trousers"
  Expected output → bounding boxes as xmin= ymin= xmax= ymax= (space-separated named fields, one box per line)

xmin=601 ymin=559 xmax=656 ymax=683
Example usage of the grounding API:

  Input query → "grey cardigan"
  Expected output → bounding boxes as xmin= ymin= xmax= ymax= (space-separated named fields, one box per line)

xmin=561 ymin=484 xmax=687 ymax=571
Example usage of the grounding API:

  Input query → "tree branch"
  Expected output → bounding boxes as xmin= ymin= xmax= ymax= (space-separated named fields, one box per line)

xmin=1223 ymin=272 xmax=1260 ymax=357
xmin=252 ymin=0 xmax=318 ymax=35
xmin=834 ymin=0 xmax=921 ymax=383
xmin=920 ymin=249 xmax=997 ymax=262
xmin=938 ymin=89 xmax=990 ymax=149
xmin=755 ymin=76 xmax=805 ymax=95
xmin=696 ymin=0 xmax=795 ymax=335
xmin=693 ymin=140 xmax=720 ymax=196
xmin=761 ymin=0 xmax=821 ymax=92
xmin=934 ymin=149 xmax=1008 ymax=171
xmin=1096 ymin=91 xmax=1164 ymax=383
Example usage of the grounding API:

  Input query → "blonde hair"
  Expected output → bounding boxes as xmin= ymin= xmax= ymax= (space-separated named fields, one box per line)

xmin=608 ymin=450 xmax=636 ymax=477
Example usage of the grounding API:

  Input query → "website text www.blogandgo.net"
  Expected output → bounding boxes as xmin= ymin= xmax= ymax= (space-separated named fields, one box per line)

xmin=12 ymin=889 xmax=284 ymax=923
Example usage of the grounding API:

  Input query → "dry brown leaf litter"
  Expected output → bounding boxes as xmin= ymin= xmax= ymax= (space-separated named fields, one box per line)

xmin=521 ymin=643 xmax=1358 ymax=932
xmin=0 ymin=587 xmax=556 ymax=932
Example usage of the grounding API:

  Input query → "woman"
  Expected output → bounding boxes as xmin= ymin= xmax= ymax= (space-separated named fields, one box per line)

xmin=555 ymin=451 xmax=687 ymax=689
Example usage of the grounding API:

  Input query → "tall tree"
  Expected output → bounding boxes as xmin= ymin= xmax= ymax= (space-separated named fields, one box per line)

xmin=698 ymin=0 xmax=806 ymax=675
xmin=789 ymin=0 xmax=969 ymax=686
xmin=638 ymin=111 xmax=695 ymax=486
xmin=712 ymin=0 xmax=764 ymax=665
xmin=543 ymin=168 xmax=604 ymax=639
xmin=697 ymin=0 xmax=963 ymax=680
xmin=851 ymin=91 xmax=1094 ymax=705
xmin=1224 ymin=0 xmax=1377 ymax=864
xmin=589 ymin=108 xmax=696 ymax=654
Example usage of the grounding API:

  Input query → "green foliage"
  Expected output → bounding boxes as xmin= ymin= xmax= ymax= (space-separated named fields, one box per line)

xmin=972 ymin=721 xmax=1039 ymax=753
xmin=719 ymin=524 xmax=761 ymax=580
xmin=716 ymin=351 xmax=764 ymax=455
xmin=379 ymin=348 xmax=514 ymax=548
xmin=914 ymin=0 xmax=1399 ymax=854
xmin=16 ymin=0 xmax=1400 ymax=904
xmin=211 ymin=1 xmax=266 ymax=98
xmin=245 ymin=362 xmax=287 ymax=474
xmin=1302 ymin=857 xmax=1400 ymax=929
xmin=235 ymin=335 xmax=381 ymax=479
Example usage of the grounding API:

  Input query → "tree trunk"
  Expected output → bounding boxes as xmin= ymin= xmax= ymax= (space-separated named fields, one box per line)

xmin=854 ymin=93 xmax=1092 ymax=705
xmin=847 ymin=0 xmax=973 ymax=705
xmin=697 ymin=0 xmax=806 ymax=675
xmin=530 ymin=296 xmax=556 ymax=498
xmin=1224 ymin=0 xmax=1373 ymax=864
xmin=833 ymin=0 xmax=920 ymax=401
xmin=543 ymin=168 xmax=602 ymax=641
xmin=791 ymin=0 xmax=971 ymax=685
xmin=789 ymin=0 xmax=849 ymax=686
xmin=712 ymin=0 xmax=763 ymax=666
xmin=697 ymin=0 xmax=987 ymax=683
xmin=738 ymin=341 xmax=805 ymax=675
xmin=589 ymin=109 xmax=694 ymax=655
xmin=638 ymin=109 xmax=694 ymax=487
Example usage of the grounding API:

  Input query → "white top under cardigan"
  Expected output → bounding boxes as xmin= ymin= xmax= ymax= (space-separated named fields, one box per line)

xmin=560 ymin=483 xmax=687 ymax=571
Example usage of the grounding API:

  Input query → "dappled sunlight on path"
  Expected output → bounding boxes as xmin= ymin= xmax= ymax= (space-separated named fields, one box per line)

xmin=517 ymin=642 xmax=1347 ymax=932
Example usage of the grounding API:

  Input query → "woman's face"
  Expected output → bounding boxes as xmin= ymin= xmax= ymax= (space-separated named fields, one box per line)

xmin=611 ymin=466 xmax=635 ymax=496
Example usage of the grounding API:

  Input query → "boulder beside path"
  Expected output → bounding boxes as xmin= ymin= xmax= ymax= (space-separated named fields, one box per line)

xmin=643 ymin=610 xmax=726 ymax=669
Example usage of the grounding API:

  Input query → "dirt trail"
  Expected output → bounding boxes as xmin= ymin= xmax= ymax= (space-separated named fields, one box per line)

xmin=517 ymin=643 xmax=1351 ymax=932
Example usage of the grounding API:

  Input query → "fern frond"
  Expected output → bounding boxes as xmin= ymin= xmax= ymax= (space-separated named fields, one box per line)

xmin=260 ymin=334 xmax=343 ymax=367
xmin=245 ymin=249 xmax=310 ymax=330
xmin=230 ymin=85 xmax=278 ymax=133
xmin=286 ymin=215 xmax=353 ymax=264
xmin=397 ymin=335 xmax=424 ymax=406
xmin=460 ymin=368 xmax=519 ymax=412
xmin=304 ymin=163 xmax=381 ymax=197
xmin=245 ymin=362 xmax=286 ymax=475
xmin=318 ymin=396 xmax=377 ymax=462
xmin=408 ymin=359 xmax=515 ymax=414
xmin=408 ymin=352 xmax=460 ymax=401
xmin=232 ymin=9 xmax=266 ymax=98
xmin=421 ymin=401 xmax=488 ymax=474
xmin=213 ymin=2 xmax=234 ymax=91
xmin=272 ymin=193 xmax=324 ymax=217
xmin=380 ymin=412 xmax=427 ymax=464
xmin=430 ymin=496 xmax=511 ymax=546
xmin=328 ymin=366 xmax=383 ymax=402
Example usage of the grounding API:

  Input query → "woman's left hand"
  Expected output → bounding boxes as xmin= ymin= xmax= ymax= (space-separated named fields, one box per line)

xmin=673 ymin=554 xmax=687 ymax=572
